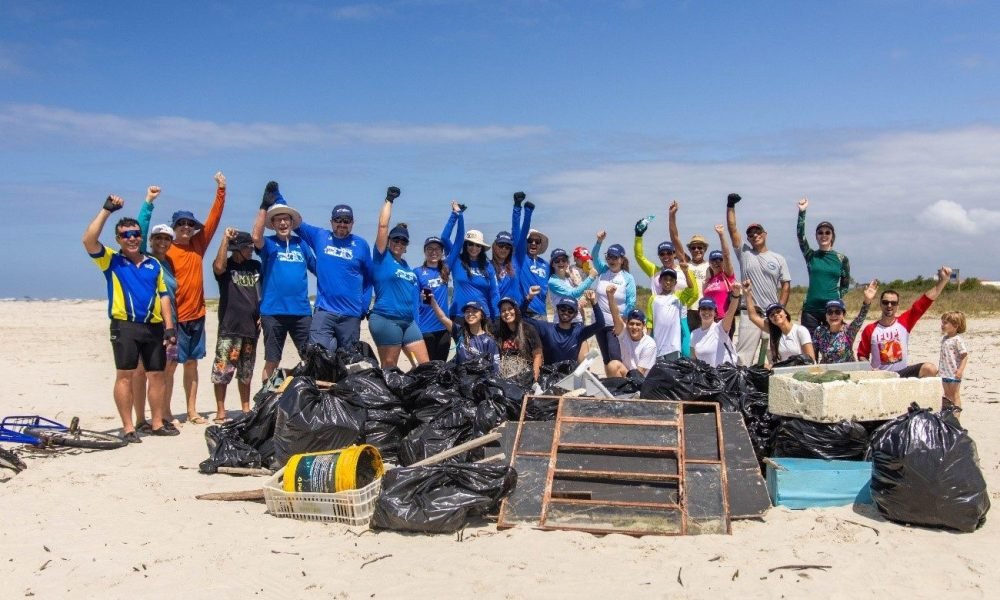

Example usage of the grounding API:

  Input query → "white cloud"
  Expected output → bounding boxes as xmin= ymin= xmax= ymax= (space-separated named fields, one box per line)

xmin=0 ymin=104 xmax=548 ymax=151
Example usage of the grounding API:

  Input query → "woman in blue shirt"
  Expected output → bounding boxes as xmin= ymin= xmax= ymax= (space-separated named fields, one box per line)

xmin=413 ymin=204 xmax=461 ymax=361
xmin=446 ymin=207 xmax=500 ymax=322
xmin=428 ymin=296 xmax=500 ymax=373
xmin=369 ymin=187 xmax=429 ymax=368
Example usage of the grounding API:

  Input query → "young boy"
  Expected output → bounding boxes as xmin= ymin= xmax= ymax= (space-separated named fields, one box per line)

xmin=649 ymin=251 xmax=699 ymax=360
xmin=211 ymin=228 xmax=261 ymax=422
xmin=939 ymin=311 xmax=969 ymax=411
xmin=605 ymin=284 xmax=657 ymax=377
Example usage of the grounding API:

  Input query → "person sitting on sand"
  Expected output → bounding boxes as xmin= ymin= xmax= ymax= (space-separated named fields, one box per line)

xmin=858 ymin=266 xmax=952 ymax=378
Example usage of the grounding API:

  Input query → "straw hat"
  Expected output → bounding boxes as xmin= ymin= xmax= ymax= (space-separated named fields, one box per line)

xmin=266 ymin=204 xmax=302 ymax=230
xmin=464 ymin=230 xmax=490 ymax=248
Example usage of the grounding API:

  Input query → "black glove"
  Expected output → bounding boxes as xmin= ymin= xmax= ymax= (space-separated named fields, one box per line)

xmin=634 ymin=218 xmax=648 ymax=237
xmin=163 ymin=328 xmax=177 ymax=344
xmin=260 ymin=181 xmax=279 ymax=210
xmin=457 ymin=203 xmax=468 ymax=213
xmin=513 ymin=191 xmax=526 ymax=207
xmin=103 ymin=196 xmax=122 ymax=213
xmin=386 ymin=186 xmax=401 ymax=203
xmin=523 ymin=200 xmax=535 ymax=211
xmin=727 ymin=193 xmax=742 ymax=208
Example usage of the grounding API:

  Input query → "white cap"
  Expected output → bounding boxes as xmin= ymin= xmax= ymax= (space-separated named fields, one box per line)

xmin=150 ymin=224 xmax=175 ymax=240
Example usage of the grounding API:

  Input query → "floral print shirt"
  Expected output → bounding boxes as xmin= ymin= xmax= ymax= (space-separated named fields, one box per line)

xmin=813 ymin=303 xmax=870 ymax=364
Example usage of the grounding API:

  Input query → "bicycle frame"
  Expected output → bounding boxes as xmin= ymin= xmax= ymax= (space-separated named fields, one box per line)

xmin=0 ymin=416 xmax=68 ymax=445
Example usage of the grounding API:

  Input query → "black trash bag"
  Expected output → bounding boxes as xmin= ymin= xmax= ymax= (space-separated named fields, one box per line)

xmin=364 ymin=406 xmax=411 ymax=462
xmin=457 ymin=356 xmax=495 ymax=398
xmin=272 ymin=377 xmax=367 ymax=467
xmin=396 ymin=361 xmax=452 ymax=401
xmin=199 ymin=426 xmax=262 ymax=474
xmin=740 ymin=390 xmax=782 ymax=460
xmin=334 ymin=341 xmax=379 ymax=376
xmin=773 ymin=418 xmax=869 ymax=460
xmin=380 ymin=367 xmax=415 ymax=399
xmin=772 ymin=354 xmax=815 ymax=368
xmin=290 ymin=344 xmax=339 ymax=381
xmin=406 ymin=383 xmax=469 ymax=419
xmin=868 ymin=404 xmax=990 ymax=533
xmin=524 ymin=397 xmax=559 ymax=421
xmin=397 ymin=401 xmax=479 ymax=467
xmin=537 ymin=360 xmax=578 ymax=394
xmin=335 ymin=368 xmax=401 ymax=409
xmin=600 ymin=369 xmax=646 ymax=397
xmin=472 ymin=376 xmax=526 ymax=419
xmin=371 ymin=463 xmax=517 ymax=533
xmin=640 ymin=356 xmax=724 ymax=401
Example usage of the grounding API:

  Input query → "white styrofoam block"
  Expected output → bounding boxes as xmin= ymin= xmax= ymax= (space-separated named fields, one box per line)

xmin=768 ymin=370 xmax=942 ymax=423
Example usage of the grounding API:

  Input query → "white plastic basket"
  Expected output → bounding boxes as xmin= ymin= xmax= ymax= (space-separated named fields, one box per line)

xmin=263 ymin=467 xmax=382 ymax=526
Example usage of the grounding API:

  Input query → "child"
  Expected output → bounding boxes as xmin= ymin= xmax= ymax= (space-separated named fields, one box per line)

xmin=211 ymin=228 xmax=261 ymax=422
xmin=939 ymin=311 xmax=969 ymax=410
xmin=605 ymin=284 xmax=657 ymax=377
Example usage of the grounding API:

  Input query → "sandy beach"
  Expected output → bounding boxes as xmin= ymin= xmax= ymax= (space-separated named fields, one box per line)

xmin=1 ymin=300 xmax=997 ymax=599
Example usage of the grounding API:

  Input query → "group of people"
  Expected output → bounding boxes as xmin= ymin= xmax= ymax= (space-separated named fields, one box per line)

xmin=86 ymin=183 xmax=969 ymax=441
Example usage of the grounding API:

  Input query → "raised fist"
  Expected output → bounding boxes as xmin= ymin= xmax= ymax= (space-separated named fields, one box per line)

xmin=261 ymin=181 xmax=280 ymax=210
xmin=146 ymin=186 xmax=161 ymax=202
xmin=798 ymin=197 xmax=809 ymax=212
xmin=513 ymin=191 xmax=526 ymax=207
xmin=103 ymin=195 xmax=124 ymax=212
xmin=214 ymin=171 xmax=226 ymax=188
xmin=727 ymin=193 xmax=741 ymax=207
xmin=386 ymin=186 xmax=401 ymax=202
xmin=523 ymin=200 xmax=535 ymax=211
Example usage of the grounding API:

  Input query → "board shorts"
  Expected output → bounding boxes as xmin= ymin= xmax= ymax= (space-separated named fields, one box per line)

xmin=176 ymin=317 xmax=207 ymax=363
xmin=211 ymin=335 xmax=257 ymax=385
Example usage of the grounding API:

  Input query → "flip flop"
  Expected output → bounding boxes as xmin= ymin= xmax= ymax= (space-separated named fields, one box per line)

xmin=213 ymin=417 xmax=228 ymax=425
xmin=188 ymin=415 xmax=208 ymax=425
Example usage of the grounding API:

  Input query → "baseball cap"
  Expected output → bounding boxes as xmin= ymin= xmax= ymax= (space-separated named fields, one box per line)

xmin=423 ymin=236 xmax=444 ymax=249
xmin=331 ymin=205 xmax=354 ymax=221
xmin=698 ymin=298 xmax=718 ymax=311
xmin=764 ymin=303 xmax=784 ymax=317
xmin=388 ymin=224 xmax=409 ymax=242
xmin=825 ymin=299 xmax=846 ymax=311
xmin=606 ymin=244 xmax=626 ymax=258
xmin=555 ymin=298 xmax=578 ymax=313
xmin=498 ymin=296 xmax=519 ymax=311
xmin=626 ymin=309 xmax=646 ymax=323
xmin=745 ymin=223 xmax=765 ymax=235
xmin=708 ymin=250 xmax=724 ymax=261
xmin=550 ymin=248 xmax=569 ymax=261
xmin=657 ymin=241 xmax=675 ymax=254
xmin=658 ymin=268 xmax=678 ymax=280
xmin=150 ymin=224 xmax=175 ymax=240
xmin=462 ymin=300 xmax=485 ymax=314
xmin=494 ymin=231 xmax=513 ymax=246
xmin=229 ymin=231 xmax=253 ymax=250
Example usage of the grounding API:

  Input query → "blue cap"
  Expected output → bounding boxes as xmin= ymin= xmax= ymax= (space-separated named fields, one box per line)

xmin=498 ymin=296 xmax=519 ymax=310
xmin=388 ymin=224 xmax=409 ymax=242
xmin=626 ymin=308 xmax=646 ymax=323
xmin=698 ymin=298 xmax=718 ymax=311
xmin=423 ymin=236 xmax=444 ymax=249
xmin=825 ymin=299 xmax=846 ymax=311
xmin=331 ymin=205 xmax=354 ymax=221
xmin=555 ymin=298 xmax=578 ymax=313
xmin=709 ymin=250 xmax=724 ymax=261
xmin=657 ymin=241 xmax=675 ymax=254
xmin=462 ymin=300 xmax=485 ymax=314
xmin=550 ymin=248 xmax=569 ymax=261
xmin=764 ymin=303 xmax=784 ymax=317
xmin=606 ymin=244 xmax=626 ymax=258
xmin=658 ymin=268 xmax=677 ymax=280
xmin=170 ymin=210 xmax=202 ymax=228
xmin=494 ymin=231 xmax=513 ymax=246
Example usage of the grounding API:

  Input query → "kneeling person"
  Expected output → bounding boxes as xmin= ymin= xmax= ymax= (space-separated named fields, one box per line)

xmin=606 ymin=284 xmax=657 ymax=377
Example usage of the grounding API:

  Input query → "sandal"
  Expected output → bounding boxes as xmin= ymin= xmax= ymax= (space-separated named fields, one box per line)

xmin=213 ymin=416 xmax=229 ymax=425
xmin=135 ymin=421 xmax=153 ymax=434
xmin=187 ymin=415 xmax=208 ymax=425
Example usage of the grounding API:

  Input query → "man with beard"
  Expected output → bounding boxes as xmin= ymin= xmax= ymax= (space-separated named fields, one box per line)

xmin=524 ymin=287 xmax=605 ymax=365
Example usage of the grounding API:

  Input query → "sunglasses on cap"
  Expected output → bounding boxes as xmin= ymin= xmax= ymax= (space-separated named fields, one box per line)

xmin=118 ymin=230 xmax=142 ymax=239
xmin=174 ymin=219 xmax=197 ymax=228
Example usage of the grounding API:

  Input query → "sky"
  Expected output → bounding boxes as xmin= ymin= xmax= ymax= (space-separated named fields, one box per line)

xmin=2 ymin=0 xmax=1000 ymax=298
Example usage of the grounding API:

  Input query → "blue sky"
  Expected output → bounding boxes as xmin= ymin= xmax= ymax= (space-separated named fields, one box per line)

xmin=2 ymin=0 xmax=1000 ymax=298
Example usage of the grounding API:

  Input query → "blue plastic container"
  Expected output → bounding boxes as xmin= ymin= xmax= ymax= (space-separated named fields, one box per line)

xmin=766 ymin=457 xmax=873 ymax=509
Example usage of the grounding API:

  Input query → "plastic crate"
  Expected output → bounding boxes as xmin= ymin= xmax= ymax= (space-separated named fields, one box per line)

xmin=263 ymin=467 xmax=381 ymax=526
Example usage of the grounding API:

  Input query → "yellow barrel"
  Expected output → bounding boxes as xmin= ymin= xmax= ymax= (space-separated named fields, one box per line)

xmin=283 ymin=445 xmax=384 ymax=493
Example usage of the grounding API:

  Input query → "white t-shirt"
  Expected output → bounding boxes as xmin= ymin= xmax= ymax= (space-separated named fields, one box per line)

xmin=595 ymin=270 xmax=629 ymax=325
xmin=690 ymin=322 xmax=736 ymax=367
xmin=618 ymin=330 xmax=657 ymax=372
xmin=689 ymin=261 xmax=711 ymax=301
xmin=651 ymin=294 xmax=685 ymax=357
xmin=774 ymin=324 xmax=813 ymax=361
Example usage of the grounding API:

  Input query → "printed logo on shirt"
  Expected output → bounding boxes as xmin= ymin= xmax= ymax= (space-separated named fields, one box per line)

xmin=766 ymin=260 xmax=779 ymax=272
xmin=529 ymin=263 xmax=547 ymax=278
xmin=425 ymin=276 xmax=443 ymax=289
xmin=143 ymin=262 xmax=156 ymax=270
xmin=395 ymin=269 xmax=417 ymax=283
xmin=325 ymin=246 xmax=354 ymax=260
xmin=276 ymin=249 xmax=305 ymax=263
xmin=873 ymin=329 xmax=904 ymax=365
xmin=231 ymin=271 xmax=260 ymax=288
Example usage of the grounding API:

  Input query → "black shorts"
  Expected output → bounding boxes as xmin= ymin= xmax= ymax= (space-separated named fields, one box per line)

xmin=423 ymin=329 xmax=452 ymax=362
xmin=897 ymin=363 xmax=926 ymax=379
xmin=110 ymin=320 xmax=166 ymax=372
xmin=595 ymin=326 xmax=622 ymax=365
xmin=261 ymin=315 xmax=313 ymax=363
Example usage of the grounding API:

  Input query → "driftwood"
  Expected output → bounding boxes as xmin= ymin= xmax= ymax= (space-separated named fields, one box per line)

xmin=196 ymin=489 xmax=266 ymax=502
xmin=217 ymin=467 xmax=274 ymax=476
xmin=409 ymin=432 xmax=503 ymax=467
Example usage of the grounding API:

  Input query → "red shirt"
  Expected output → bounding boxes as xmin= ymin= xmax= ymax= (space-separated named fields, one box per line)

xmin=858 ymin=294 xmax=932 ymax=372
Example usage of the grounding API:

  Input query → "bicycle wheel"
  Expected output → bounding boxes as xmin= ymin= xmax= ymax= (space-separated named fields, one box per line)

xmin=0 ymin=447 xmax=26 ymax=473
xmin=23 ymin=427 xmax=127 ymax=450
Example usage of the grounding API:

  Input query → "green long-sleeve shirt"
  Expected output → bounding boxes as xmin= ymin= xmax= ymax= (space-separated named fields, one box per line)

xmin=797 ymin=211 xmax=851 ymax=313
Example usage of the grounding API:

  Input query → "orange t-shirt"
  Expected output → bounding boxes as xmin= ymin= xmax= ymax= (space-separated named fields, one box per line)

xmin=168 ymin=187 xmax=226 ymax=322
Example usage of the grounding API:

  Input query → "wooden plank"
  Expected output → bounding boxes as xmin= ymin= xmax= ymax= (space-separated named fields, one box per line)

xmin=720 ymin=412 xmax=772 ymax=520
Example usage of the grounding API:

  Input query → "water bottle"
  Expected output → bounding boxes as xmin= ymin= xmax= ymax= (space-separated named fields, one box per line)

xmin=636 ymin=214 xmax=656 ymax=236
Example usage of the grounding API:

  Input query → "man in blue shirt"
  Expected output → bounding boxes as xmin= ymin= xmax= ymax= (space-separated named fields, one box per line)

xmin=252 ymin=182 xmax=315 ymax=381
xmin=295 ymin=197 xmax=374 ymax=353
xmin=526 ymin=288 xmax=605 ymax=365
xmin=512 ymin=192 xmax=550 ymax=320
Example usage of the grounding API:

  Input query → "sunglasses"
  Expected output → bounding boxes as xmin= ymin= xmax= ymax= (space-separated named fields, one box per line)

xmin=118 ymin=230 xmax=142 ymax=240
xmin=710 ymin=257 xmax=723 ymax=262
xmin=390 ymin=238 xmax=409 ymax=246
xmin=881 ymin=300 xmax=899 ymax=307
xmin=174 ymin=219 xmax=197 ymax=228
xmin=817 ymin=230 xmax=834 ymax=236
xmin=688 ymin=246 xmax=707 ymax=251
xmin=606 ymin=255 xmax=622 ymax=260
xmin=747 ymin=230 xmax=764 ymax=237
xmin=527 ymin=238 xmax=543 ymax=245
xmin=553 ymin=257 xmax=569 ymax=263
xmin=658 ymin=250 xmax=675 ymax=256
xmin=826 ymin=309 xmax=844 ymax=315
xmin=556 ymin=306 xmax=577 ymax=313
xmin=333 ymin=218 xmax=353 ymax=224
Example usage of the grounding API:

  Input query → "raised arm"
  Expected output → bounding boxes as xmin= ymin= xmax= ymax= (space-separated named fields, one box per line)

xmin=514 ymin=194 xmax=533 ymax=260
xmin=511 ymin=192 xmax=524 ymax=246
xmin=592 ymin=231 xmax=607 ymax=273
xmin=83 ymin=195 xmax=123 ymax=254
xmin=579 ymin=290 xmax=606 ymax=339
xmin=446 ymin=211 xmax=465 ymax=271
xmin=427 ymin=292 xmax=453 ymax=331
xmin=549 ymin=265 xmax=598 ymax=299
xmin=213 ymin=227 xmax=234 ymax=275
xmin=726 ymin=193 xmax=743 ymax=251
xmin=925 ymin=266 xmax=952 ymax=301
xmin=632 ymin=228 xmax=656 ymax=278
xmin=137 ymin=186 xmax=159 ymax=254
xmin=374 ymin=186 xmax=400 ymax=254
xmin=440 ymin=202 xmax=462 ymax=255
xmin=254 ymin=181 xmax=280 ymax=250
xmin=721 ymin=281 xmax=743 ymax=333
xmin=607 ymin=284 xmax=625 ymax=336
xmin=796 ymin=198 xmax=813 ymax=259
xmin=715 ymin=224 xmax=735 ymax=276
xmin=848 ymin=280 xmax=878 ymax=339
xmin=743 ymin=280 xmax=767 ymax=332
xmin=668 ymin=201 xmax=687 ymax=262
xmin=199 ymin=171 xmax=227 ymax=245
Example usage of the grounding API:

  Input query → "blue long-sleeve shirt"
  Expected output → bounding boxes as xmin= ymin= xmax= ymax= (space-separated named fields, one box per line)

xmin=514 ymin=204 xmax=549 ymax=315
xmin=296 ymin=221 xmax=373 ymax=317
xmin=137 ymin=200 xmax=177 ymax=318
xmin=533 ymin=307 xmax=606 ymax=364
xmin=446 ymin=213 xmax=499 ymax=320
